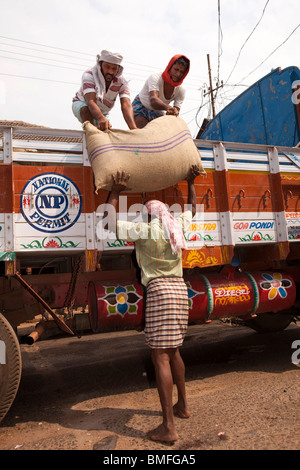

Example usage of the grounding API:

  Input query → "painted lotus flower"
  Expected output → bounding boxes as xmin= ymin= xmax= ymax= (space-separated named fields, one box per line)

xmin=260 ymin=273 xmax=292 ymax=300
xmin=253 ymin=234 xmax=261 ymax=241
xmin=44 ymin=239 xmax=60 ymax=248
xmin=104 ymin=285 xmax=142 ymax=316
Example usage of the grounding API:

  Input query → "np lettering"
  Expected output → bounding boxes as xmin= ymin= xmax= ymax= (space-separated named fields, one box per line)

xmin=21 ymin=173 xmax=82 ymax=234
xmin=38 ymin=195 xmax=66 ymax=209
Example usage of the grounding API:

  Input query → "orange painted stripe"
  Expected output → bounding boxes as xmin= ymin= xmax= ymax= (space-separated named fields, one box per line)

xmin=0 ymin=165 xmax=13 ymax=212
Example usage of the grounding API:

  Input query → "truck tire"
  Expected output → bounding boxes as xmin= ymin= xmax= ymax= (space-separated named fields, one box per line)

xmin=0 ymin=313 xmax=22 ymax=423
xmin=244 ymin=312 xmax=294 ymax=333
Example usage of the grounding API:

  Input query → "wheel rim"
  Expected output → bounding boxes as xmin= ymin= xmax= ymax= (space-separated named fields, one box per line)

xmin=0 ymin=313 xmax=22 ymax=423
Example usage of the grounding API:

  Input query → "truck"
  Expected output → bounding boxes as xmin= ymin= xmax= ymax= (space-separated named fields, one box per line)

xmin=0 ymin=67 xmax=299 ymax=422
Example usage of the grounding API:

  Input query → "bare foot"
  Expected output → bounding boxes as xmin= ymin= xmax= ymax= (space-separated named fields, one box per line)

xmin=173 ymin=403 xmax=191 ymax=419
xmin=147 ymin=424 xmax=178 ymax=444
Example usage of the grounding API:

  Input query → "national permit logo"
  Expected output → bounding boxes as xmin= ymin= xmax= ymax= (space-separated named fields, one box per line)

xmin=20 ymin=173 xmax=82 ymax=233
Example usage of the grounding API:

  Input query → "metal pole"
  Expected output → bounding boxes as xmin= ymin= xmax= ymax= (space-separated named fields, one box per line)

xmin=207 ymin=54 xmax=216 ymax=118
xmin=14 ymin=272 xmax=74 ymax=336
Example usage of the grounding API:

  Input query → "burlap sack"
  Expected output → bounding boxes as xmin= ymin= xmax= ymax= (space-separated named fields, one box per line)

xmin=83 ymin=115 xmax=205 ymax=193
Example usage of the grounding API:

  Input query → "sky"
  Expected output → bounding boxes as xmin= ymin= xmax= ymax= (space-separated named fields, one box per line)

xmin=0 ymin=0 xmax=299 ymax=138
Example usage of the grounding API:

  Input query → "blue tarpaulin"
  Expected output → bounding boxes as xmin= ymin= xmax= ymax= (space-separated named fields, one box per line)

xmin=199 ymin=66 xmax=300 ymax=147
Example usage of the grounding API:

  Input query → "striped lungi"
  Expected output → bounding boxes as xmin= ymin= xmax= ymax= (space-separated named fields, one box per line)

xmin=144 ymin=277 xmax=189 ymax=349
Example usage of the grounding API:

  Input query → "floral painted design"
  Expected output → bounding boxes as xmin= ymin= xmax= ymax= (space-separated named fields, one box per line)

xmin=106 ymin=239 xmax=135 ymax=248
xmin=20 ymin=237 xmax=80 ymax=249
xmin=44 ymin=239 xmax=60 ymax=248
xmin=260 ymin=273 xmax=292 ymax=300
xmin=104 ymin=285 xmax=142 ymax=316
xmin=288 ymin=228 xmax=300 ymax=240
xmin=238 ymin=232 xmax=273 ymax=242
xmin=186 ymin=233 xmax=215 ymax=242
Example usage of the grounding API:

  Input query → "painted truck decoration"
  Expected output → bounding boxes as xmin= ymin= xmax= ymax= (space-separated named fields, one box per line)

xmin=20 ymin=173 xmax=82 ymax=234
xmin=0 ymin=125 xmax=299 ymax=333
xmin=0 ymin=66 xmax=300 ymax=422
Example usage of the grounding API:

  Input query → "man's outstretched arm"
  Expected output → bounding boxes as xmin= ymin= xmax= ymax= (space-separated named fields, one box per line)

xmin=186 ymin=165 xmax=200 ymax=217
xmin=104 ymin=171 xmax=130 ymax=236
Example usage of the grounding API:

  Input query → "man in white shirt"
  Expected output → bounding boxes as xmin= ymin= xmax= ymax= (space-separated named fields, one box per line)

xmin=72 ymin=50 xmax=137 ymax=131
xmin=132 ymin=55 xmax=190 ymax=128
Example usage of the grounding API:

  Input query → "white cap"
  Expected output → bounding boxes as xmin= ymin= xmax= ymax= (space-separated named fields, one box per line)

xmin=98 ymin=50 xmax=123 ymax=66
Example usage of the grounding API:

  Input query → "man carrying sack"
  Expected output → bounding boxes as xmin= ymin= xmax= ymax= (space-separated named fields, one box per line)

xmin=72 ymin=49 xmax=137 ymax=131
xmin=104 ymin=165 xmax=200 ymax=443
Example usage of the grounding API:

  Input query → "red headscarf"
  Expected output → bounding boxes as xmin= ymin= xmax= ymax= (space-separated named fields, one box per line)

xmin=161 ymin=54 xmax=190 ymax=87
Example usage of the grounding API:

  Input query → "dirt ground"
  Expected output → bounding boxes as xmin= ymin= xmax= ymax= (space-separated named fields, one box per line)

xmin=0 ymin=320 xmax=300 ymax=451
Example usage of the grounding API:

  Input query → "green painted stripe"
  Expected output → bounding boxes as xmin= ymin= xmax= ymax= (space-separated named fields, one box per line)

xmin=244 ymin=272 xmax=259 ymax=314
xmin=198 ymin=274 xmax=214 ymax=319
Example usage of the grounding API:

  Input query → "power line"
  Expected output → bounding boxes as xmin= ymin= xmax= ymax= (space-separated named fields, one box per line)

xmin=0 ymin=35 xmax=185 ymax=75
xmin=0 ymin=49 xmax=88 ymax=68
xmin=0 ymin=72 xmax=203 ymax=100
xmin=0 ymin=35 xmax=92 ymax=57
xmin=0 ymin=41 xmax=91 ymax=61
xmin=0 ymin=71 xmax=204 ymax=102
xmin=225 ymin=0 xmax=270 ymax=85
xmin=0 ymin=35 xmax=228 ymax=123
xmin=239 ymin=22 xmax=300 ymax=83
xmin=0 ymin=53 xmax=204 ymax=92
xmin=0 ymin=54 xmax=83 ymax=71
xmin=216 ymin=0 xmax=223 ymax=88
xmin=180 ymin=105 xmax=204 ymax=117
xmin=0 ymin=34 xmax=205 ymax=83
xmin=0 ymin=72 xmax=79 ymax=85
xmin=0 ymin=35 xmax=162 ymax=74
